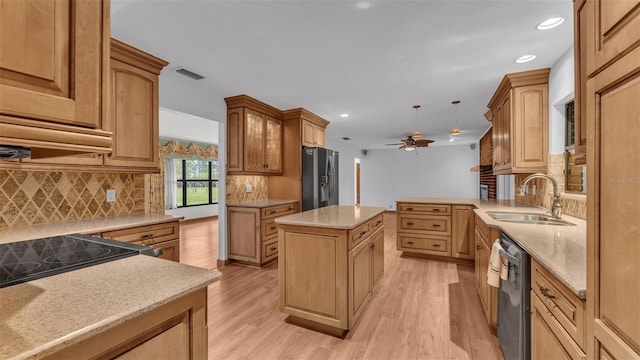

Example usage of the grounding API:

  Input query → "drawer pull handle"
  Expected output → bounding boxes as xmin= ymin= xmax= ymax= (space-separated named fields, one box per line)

xmin=140 ymin=234 xmax=154 ymax=239
xmin=539 ymin=287 xmax=555 ymax=299
xmin=432 ymin=224 xmax=441 ymax=227
xmin=433 ymin=209 xmax=441 ymax=212
xmin=406 ymin=222 xmax=414 ymax=226
xmin=476 ymin=244 xmax=481 ymax=251
xmin=406 ymin=207 xmax=414 ymax=211
xmin=374 ymin=220 xmax=382 ymax=226
xmin=270 ymin=226 xmax=277 ymax=231
xmin=270 ymin=247 xmax=277 ymax=251
xmin=287 ymin=207 xmax=293 ymax=211
xmin=360 ymin=230 xmax=367 ymax=236
xmin=268 ymin=210 xmax=276 ymax=214
xmin=369 ymin=243 xmax=375 ymax=249
xmin=407 ymin=241 xmax=414 ymax=245
xmin=432 ymin=244 xmax=441 ymax=248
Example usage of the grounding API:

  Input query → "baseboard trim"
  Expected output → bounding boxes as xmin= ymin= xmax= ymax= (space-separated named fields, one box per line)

xmin=400 ymin=251 xmax=474 ymax=266
xmin=216 ymin=258 xmax=231 ymax=268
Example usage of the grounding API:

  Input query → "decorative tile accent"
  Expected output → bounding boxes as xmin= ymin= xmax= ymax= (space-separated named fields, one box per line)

xmin=144 ymin=160 xmax=165 ymax=215
xmin=226 ymin=175 xmax=268 ymax=202
xmin=514 ymin=154 xmax=586 ymax=219
xmin=0 ymin=170 xmax=146 ymax=230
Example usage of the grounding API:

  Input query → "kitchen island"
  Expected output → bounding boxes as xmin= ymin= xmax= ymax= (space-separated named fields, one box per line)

xmin=275 ymin=205 xmax=385 ymax=337
xmin=0 ymin=255 xmax=221 ymax=359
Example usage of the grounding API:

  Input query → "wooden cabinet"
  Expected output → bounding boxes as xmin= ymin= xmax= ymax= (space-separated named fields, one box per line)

xmin=573 ymin=0 xmax=588 ymax=165
xmin=452 ymin=205 xmax=475 ymax=259
xmin=279 ymin=214 xmax=384 ymax=336
xmin=100 ymin=221 xmax=181 ymax=262
xmin=396 ymin=203 xmax=457 ymax=259
xmin=474 ymin=214 xmax=499 ymax=329
xmin=0 ymin=0 xmax=113 ymax=157
xmin=531 ymin=258 xmax=586 ymax=360
xmin=227 ymin=202 xmax=296 ymax=266
xmin=104 ymin=39 xmax=167 ymax=169
xmin=486 ymin=69 xmax=550 ymax=175
xmin=583 ymin=4 xmax=640 ymax=356
xmin=302 ymin=119 xmax=326 ymax=147
xmin=225 ymin=95 xmax=283 ymax=175
xmin=268 ymin=108 xmax=330 ymax=208
xmin=47 ymin=287 xmax=208 ymax=359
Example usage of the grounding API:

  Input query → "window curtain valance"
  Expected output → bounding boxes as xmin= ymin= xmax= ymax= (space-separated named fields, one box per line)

xmin=159 ymin=138 xmax=218 ymax=160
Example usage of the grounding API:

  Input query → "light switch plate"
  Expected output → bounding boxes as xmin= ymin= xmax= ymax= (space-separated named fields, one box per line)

xmin=246 ymin=184 xmax=252 ymax=193
xmin=106 ymin=189 xmax=116 ymax=202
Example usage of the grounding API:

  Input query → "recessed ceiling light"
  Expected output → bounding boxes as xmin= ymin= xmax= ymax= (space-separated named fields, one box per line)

xmin=449 ymin=137 xmax=455 ymax=142
xmin=537 ymin=17 xmax=565 ymax=30
xmin=356 ymin=2 xmax=371 ymax=9
xmin=515 ymin=54 xmax=536 ymax=64
xmin=339 ymin=113 xmax=350 ymax=118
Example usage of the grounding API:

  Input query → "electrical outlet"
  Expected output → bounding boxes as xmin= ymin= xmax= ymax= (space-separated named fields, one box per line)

xmin=106 ymin=189 xmax=116 ymax=203
xmin=246 ymin=184 xmax=252 ymax=193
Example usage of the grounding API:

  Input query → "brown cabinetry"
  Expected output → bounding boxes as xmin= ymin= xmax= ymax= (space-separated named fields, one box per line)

xmin=100 ymin=221 xmax=181 ymax=262
xmin=225 ymin=95 xmax=283 ymax=175
xmin=452 ymin=205 xmax=475 ymax=259
xmin=48 ymin=287 xmax=208 ymax=359
xmin=0 ymin=0 xmax=113 ymax=156
xmin=531 ymin=258 xmax=586 ymax=360
xmin=573 ymin=0 xmax=588 ymax=165
xmin=486 ymin=69 xmax=550 ymax=175
xmin=268 ymin=108 xmax=330 ymax=207
xmin=583 ymin=2 xmax=640 ymax=356
xmin=279 ymin=213 xmax=384 ymax=336
xmin=227 ymin=202 xmax=296 ymax=266
xmin=474 ymin=214 xmax=499 ymax=328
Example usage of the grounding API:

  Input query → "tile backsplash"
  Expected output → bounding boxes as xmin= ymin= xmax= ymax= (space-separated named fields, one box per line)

xmin=226 ymin=175 xmax=267 ymax=202
xmin=0 ymin=170 xmax=145 ymax=230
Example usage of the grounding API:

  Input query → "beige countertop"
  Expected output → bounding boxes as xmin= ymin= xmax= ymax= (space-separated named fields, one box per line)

xmin=396 ymin=197 xmax=586 ymax=299
xmin=0 ymin=214 xmax=184 ymax=244
xmin=226 ymin=199 xmax=297 ymax=208
xmin=275 ymin=205 xmax=386 ymax=229
xmin=0 ymin=255 xmax=221 ymax=360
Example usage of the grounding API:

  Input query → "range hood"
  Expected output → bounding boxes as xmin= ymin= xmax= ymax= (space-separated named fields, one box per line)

xmin=0 ymin=116 xmax=112 ymax=159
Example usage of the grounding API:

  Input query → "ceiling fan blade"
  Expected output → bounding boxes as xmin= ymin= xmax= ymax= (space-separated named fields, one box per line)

xmin=385 ymin=143 xmax=405 ymax=146
xmin=415 ymin=139 xmax=434 ymax=147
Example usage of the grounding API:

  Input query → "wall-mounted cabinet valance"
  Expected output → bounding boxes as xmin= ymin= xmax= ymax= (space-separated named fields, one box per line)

xmin=159 ymin=139 xmax=218 ymax=160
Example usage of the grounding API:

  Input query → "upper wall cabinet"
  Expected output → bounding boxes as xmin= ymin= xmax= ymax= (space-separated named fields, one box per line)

xmin=302 ymin=118 xmax=327 ymax=148
xmin=0 ymin=0 xmax=113 ymax=156
xmin=105 ymin=39 xmax=168 ymax=169
xmin=225 ymin=95 xmax=283 ymax=175
xmin=486 ymin=68 xmax=550 ymax=175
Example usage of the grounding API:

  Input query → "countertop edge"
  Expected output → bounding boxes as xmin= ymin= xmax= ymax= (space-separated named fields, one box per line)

xmin=227 ymin=199 xmax=298 ymax=208
xmin=275 ymin=206 xmax=386 ymax=230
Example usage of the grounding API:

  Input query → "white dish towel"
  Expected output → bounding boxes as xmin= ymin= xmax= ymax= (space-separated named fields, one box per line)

xmin=487 ymin=239 xmax=509 ymax=287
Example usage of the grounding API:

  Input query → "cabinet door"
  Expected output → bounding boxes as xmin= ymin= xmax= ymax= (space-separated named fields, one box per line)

xmin=349 ymin=235 xmax=372 ymax=325
xmin=513 ymin=84 xmax=548 ymax=171
xmin=492 ymin=102 xmax=503 ymax=170
xmin=228 ymin=207 xmax=261 ymax=264
xmin=585 ymin=0 xmax=640 ymax=76
xmin=452 ymin=206 xmax=474 ymax=259
xmin=302 ymin=120 xmax=316 ymax=147
xmin=227 ymin=108 xmax=244 ymax=172
xmin=0 ymin=0 xmax=107 ymax=128
xmin=474 ymin=230 xmax=483 ymax=295
xmin=479 ymin=239 xmax=491 ymax=321
xmin=500 ymin=95 xmax=512 ymax=169
xmin=532 ymin=294 xmax=574 ymax=360
xmin=104 ymin=59 xmax=158 ymax=168
xmin=244 ymin=109 xmax=266 ymax=172
xmin=574 ymin=0 xmax=588 ymax=165
xmin=587 ymin=47 xmax=640 ymax=359
xmin=264 ymin=116 xmax=282 ymax=173
xmin=371 ymin=228 xmax=384 ymax=289
xmin=314 ymin=125 xmax=326 ymax=147
xmin=154 ymin=239 xmax=180 ymax=262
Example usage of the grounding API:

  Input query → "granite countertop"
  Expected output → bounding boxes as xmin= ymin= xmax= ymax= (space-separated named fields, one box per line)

xmin=396 ymin=197 xmax=587 ymax=299
xmin=275 ymin=205 xmax=386 ymax=229
xmin=226 ymin=199 xmax=298 ymax=208
xmin=0 ymin=214 xmax=184 ymax=244
xmin=0 ymin=255 xmax=221 ymax=360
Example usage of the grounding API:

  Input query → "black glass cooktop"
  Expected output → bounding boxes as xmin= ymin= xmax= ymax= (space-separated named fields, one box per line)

xmin=0 ymin=234 xmax=154 ymax=288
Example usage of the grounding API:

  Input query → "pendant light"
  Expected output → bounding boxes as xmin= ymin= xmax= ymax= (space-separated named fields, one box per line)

xmin=451 ymin=100 xmax=461 ymax=135
xmin=412 ymin=105 xmax=421 ymax=138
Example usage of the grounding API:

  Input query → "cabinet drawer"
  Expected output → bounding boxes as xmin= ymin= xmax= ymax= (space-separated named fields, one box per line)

xmin=101 ymin=222 xmax=179 ymax=246
xmin=369 ymin=215 xmax=384 ymax=233
xmin=398 ymin=203 xmax=451 ymax=215
xmin=531 ymin=259 xmax=586 ymax=350
xmin=262 ymin=218 xmax=279 ymax=239
xmin=475 ymin=214 xmax=490 ymax=241
xmin=532 ymin=292 xmax=586 ymax=360
xmin=398 ymin=233 xmax=449 ymax=254
xmin=349 ymin=221 xmax=370 ymax=249
xmin=262 ymin=238 xmax=278 ymax=263
xmin=262 ymin=203 xmax=296 ymax=219
xmin=398 ymin=214 xmax=451 ymax=236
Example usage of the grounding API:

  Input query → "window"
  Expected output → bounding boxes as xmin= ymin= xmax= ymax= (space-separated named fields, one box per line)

xmin=173 ymin=159 xmax=218 ymax=207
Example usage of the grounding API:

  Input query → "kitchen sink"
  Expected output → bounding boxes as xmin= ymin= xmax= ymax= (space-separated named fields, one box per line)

xmin=486 ymin=211 xmax=576 ymax=226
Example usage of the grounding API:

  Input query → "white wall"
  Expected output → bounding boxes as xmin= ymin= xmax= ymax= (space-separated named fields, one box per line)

xmin=549 ymin=46 xmax=575 ymax=153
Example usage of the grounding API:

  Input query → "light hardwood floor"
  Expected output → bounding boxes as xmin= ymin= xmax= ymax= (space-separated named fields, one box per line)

xmin=180 ymin=217 xmax=219 ymax=270
xmin=180 ymin=213 xmax=504 ymax=359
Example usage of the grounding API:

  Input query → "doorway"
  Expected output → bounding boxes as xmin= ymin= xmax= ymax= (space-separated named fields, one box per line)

xmin=355 ymin=159 xmax=361 ymax=205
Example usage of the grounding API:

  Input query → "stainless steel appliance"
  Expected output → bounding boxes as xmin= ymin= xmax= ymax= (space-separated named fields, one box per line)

xmin=480 ymin=184 xmax=489 ymax=200
xmin=0 ymin=234 xmax=161 ymax=288
xmin=301 ymin=146 xmax=339 ymax=211
xmin=497 ymin=231 xmax=531 ymax=360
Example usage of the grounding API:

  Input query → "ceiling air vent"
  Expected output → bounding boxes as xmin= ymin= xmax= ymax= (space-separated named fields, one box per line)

xmin=175 ymin=67 xmax=205 ymax=80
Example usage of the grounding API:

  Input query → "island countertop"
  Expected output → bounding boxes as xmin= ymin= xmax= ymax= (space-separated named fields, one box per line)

xmin=275 ymin=205 xmax=386 ymax=229
xmin=396 ymin=197 xmax=586 ymax=299
xmin=226 ymin=199 xmax=297 ymax=208
xmin=0 ymin=255 xmax=221 ymax=360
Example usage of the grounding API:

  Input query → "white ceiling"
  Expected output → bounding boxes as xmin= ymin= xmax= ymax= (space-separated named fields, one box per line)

xmin=111 ymin=0 xmax=573 ymax=150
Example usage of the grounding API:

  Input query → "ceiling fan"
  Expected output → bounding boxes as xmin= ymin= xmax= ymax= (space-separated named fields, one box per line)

xmin=385 ymin=135 xmax=434 ymax=151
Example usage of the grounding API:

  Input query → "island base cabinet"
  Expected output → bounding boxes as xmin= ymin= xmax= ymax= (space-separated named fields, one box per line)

xmin=45 ymin=287 xmax=208 ymax=359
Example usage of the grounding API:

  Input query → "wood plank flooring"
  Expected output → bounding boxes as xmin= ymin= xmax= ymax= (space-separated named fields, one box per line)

xmin=180 ymin=212 xmax=504 ymax=359
xmin=179 ymin=217 xmax=218 ymax=270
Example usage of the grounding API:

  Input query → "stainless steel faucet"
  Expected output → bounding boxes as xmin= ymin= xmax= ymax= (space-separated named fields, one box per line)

xmin=517 ymin=173 xmax=563 ymax=219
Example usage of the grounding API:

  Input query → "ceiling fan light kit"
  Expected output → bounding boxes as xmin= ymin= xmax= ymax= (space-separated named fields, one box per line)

xmin=384 ymin=105 xmax=435 ymax=151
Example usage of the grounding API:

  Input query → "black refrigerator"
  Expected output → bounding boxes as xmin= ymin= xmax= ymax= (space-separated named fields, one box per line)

xmin=301 ymin=146 xmax=339 ymax=211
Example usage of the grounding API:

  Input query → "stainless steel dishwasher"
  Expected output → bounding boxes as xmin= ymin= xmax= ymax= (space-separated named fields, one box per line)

xmin=497 ymin=231 xmax=531 ymax=360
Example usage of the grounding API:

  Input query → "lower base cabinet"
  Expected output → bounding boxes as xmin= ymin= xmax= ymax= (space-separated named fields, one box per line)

xmin=47 ymin=287 xmax=208 ymax=359
xmin=474 ymin=214 xmax=499 ymax=329
xmin=99 ymin=221 xmax=181 ymax=262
